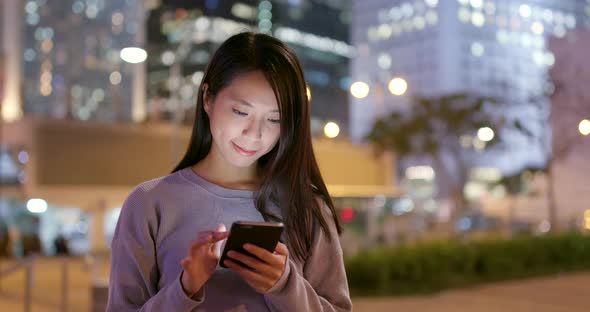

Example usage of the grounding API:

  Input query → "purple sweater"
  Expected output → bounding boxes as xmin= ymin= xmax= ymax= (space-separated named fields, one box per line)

xmin=106 ymin=168 xmax=352 ymax=311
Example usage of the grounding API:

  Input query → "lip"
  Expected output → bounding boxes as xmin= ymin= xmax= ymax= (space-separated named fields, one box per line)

xmin=232 ymin=142 xmax=257 ymax=157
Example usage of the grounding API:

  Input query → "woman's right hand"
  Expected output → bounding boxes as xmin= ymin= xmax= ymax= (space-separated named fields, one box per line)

xmin=180 ymin=224 xmax=228 ymax=296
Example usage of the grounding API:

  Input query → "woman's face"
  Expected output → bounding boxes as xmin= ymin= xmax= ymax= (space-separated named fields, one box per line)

xmin=204 ymin=70 xmax=281 ymax=169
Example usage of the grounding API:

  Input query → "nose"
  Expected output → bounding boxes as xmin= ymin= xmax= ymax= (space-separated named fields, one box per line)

xmin=242 ymin=118 xmax=262 ymax=139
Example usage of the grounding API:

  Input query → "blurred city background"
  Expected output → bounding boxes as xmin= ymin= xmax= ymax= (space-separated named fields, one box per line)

xmin=0 ymin=0 xmax=589 ymax=311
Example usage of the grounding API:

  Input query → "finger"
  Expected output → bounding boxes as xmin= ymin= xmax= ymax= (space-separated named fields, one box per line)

xmin=181 ymin=257 xmax=191 ymax=270
xmin=274 ymin=242 xmax=289 ymax=256
xmin=216 ymin=223 xmax=226 ymax=233
xmin=189 ymin=232 xmax=219 ymax=254
xmin=196 ymin=228 xmax=228 ymax=241
xmin=213 ymin=223 xmax=227 ymax=257
xmin=224 ymin=259 xmax=272 ymax=288
xmin=194 ymin=230 xmax=228 ymax=246
xmin=243 ymin=244 xmax=283 ymax=266
xmin=227 ymin=251 xmax=275 ymax=273
xmin=190 ymin=233 xmax=213 ymax=252
xmin=211 ymin=231 xmax=229 ymax=242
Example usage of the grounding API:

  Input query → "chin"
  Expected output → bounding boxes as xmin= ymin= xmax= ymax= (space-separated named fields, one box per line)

xmin=227 ymin=154 xmax=260 ymax=168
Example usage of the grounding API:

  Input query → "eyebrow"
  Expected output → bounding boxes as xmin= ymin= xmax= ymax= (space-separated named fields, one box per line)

xmin=236 ymin=98 xmax=279 ymax=113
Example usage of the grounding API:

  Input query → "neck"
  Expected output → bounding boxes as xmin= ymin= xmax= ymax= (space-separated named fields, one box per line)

xmin=192 ymin=149 xmax=258 ymax=191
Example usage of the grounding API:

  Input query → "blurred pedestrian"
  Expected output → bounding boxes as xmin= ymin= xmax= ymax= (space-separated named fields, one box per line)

xmin=0 ymin=222 xmax=10 ymax=257
xmin=107 ymin=32 xmax=352 ymax=311
xmin=54 ymin=233 xmax=70 ymax=256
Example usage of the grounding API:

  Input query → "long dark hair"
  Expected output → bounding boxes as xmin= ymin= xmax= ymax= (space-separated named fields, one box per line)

xmin=172 ymin=32 xmax=341 ymax=261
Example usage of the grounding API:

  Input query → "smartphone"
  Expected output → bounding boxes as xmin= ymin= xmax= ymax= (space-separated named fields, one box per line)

xmin=219 ymin=221 xmax=284 ymax=269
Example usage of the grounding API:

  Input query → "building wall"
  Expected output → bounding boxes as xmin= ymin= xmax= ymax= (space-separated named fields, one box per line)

xmin=1 ymin=117 xmax=399 ymax=210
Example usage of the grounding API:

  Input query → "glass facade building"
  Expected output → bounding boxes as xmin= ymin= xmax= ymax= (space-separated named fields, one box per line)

xmin=19 ymin=0 xmax=145 ymax=122
xmin=146 ymin=0 xmax=353 ymax=135
xmin=350 ymin=0 xmax=590 ymax=172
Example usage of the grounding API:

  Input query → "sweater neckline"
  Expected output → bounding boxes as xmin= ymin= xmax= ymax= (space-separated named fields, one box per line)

xmin=179 ymin=167 xmax=256 ymax=199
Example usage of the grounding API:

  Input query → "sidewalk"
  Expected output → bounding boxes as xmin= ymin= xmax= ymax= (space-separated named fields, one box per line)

xmin=1 ymin=257 xmax=589 ymax=311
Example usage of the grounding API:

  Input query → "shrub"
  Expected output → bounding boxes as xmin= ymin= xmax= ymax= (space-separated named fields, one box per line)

xmin=345 ymin=233 xmax=590 ymax=296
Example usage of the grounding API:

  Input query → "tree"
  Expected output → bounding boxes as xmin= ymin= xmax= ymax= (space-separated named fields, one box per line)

xmin=543 ymin=29 xmax=590 ymax=231
xmin=494 ymin=166 xmax=546 ymax=236
xmin=366 ymin=93 xmax=526 ymax=226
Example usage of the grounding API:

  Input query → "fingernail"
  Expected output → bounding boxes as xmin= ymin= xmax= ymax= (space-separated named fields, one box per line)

xmin=243 ymin=244 xmax=251 ymax=250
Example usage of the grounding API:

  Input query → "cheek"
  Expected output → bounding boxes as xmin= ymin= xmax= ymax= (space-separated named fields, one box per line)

xmin=263 ymin=127 xmax=281 ymax=150
xmin=209 ymin=111 xmax=238 ymax=141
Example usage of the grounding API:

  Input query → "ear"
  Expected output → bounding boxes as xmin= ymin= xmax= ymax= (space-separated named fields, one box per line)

xmin=202 ymin=84 xmax=211 ymax=114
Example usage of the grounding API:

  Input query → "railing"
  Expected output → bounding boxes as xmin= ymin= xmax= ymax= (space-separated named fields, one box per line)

xmin=0 ymin=255 xmax=70 ymax=312
xmin=86 ymin=249 xmax=111 ymax=312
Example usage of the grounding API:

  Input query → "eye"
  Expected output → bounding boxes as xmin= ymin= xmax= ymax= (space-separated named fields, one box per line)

xmin=268 ymin=118 xmax=280 ymax=124
xmin=232 ymin=108 xmax=247 ymax=116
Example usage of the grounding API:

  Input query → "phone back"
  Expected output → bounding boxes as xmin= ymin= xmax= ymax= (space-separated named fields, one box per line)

xmin=219 ymin=221 xmax=283 ymax=269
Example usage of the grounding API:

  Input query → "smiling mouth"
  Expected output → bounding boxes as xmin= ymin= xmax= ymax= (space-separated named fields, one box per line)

xmin=232 ymin=142 xmax=257 ymax=156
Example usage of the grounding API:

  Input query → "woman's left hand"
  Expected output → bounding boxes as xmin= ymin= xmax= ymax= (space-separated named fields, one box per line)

xmin=224 ymin=242 xmax=289 ymax=293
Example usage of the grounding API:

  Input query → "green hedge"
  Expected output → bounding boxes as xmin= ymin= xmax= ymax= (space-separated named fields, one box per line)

xmin=345 ymin=233 xmax=590 ymax=296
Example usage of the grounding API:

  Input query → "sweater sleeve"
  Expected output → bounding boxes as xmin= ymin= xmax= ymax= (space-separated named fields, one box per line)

xmin=106 ymin=187 xmax=204 ymax=311
xmin=263 ymin=203 xmax=353 ymax=312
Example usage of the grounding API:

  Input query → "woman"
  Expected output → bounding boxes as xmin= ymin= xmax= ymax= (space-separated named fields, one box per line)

xmin=107 ymin=32 xmax=352 ymax=311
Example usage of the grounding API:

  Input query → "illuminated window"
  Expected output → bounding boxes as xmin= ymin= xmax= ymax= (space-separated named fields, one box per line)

xmin=458 ymin=7 xmax=471 ymax=23
xmin=485 ymin=2 xmax=496 ymax=15
xmin=496 ymin=30 xmax=508 ymax=44
xmin=378 ymin=24 xmax=393 ymax=39
xmin=519 ymin=4 xmax=531 ymax=18
xmin=554 ymin=12 xmax=564 ymax=24
xmin=378 ymin=53 xmax=392 ymax=69
xmin=413 ymin=16 xmax=426 ymax=30
xmin=425 ymin=10 xmax=438 ymax=25
xmin=496 ymin=15 xmax=507 ymax=27
xmin=532 ymin=36 xmax=544 ymax=49
xmin=391 ymin=23 xmax=403 ymax=36
xmin=509 ymin=17 xmax=521 ymax=30
xmin=520 ymin=33 xmax=532 ymax=47
xmin=471 ymin=42 xmax=484 ymax=57
xmin=531 ymin=22 xmax=544 ymax=35
xmin=542 ymin=9 xmax=553 ymax=23
xmin=368 ymin=27 xmax=377 ymax=41
xmin=390 ymin=7 xmax=402 ymax=21
xmin=532 ymin=51 xmax=544 ymax=66
xmin=402 ymin=19 xmax=414 ymax=32
xmin=565 ymin=14 xmax=576 ymax=28
xmin=553 ymin=25 xmax=566 ymax=38
xmin=471 ymin=11 xmax=485 ymax=27
xmin=425 ymin=0 xmax=438 ymax=8
xmin=544 ymin=52 xmax=555 ymax=67
xmin=401 ymin=3 xmax=414 ymax=17
xmin=469 ymin=0 xmax=483 ymax=9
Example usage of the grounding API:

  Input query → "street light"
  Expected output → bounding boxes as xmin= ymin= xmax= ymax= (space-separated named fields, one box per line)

xmin=350 ymin=81 xmax=370 ymax=99
xmin=27 ymin=198 xmax=48 ymax=214
xmin=120 ymin=47 xmax=147 ymax=64
xmin=324 ymin=121 xmax=340 ymax=139
xmin=388 ymin=77 xmax=408 ymax=96
xmin=477 ymin=127 xmax=495 ymax=142
xmin=579 ymin=119 xmax=590 ymax=136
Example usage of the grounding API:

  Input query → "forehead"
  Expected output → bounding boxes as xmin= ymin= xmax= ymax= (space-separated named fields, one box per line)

xmin=221 ymin=71 xmax=279 ymax=111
